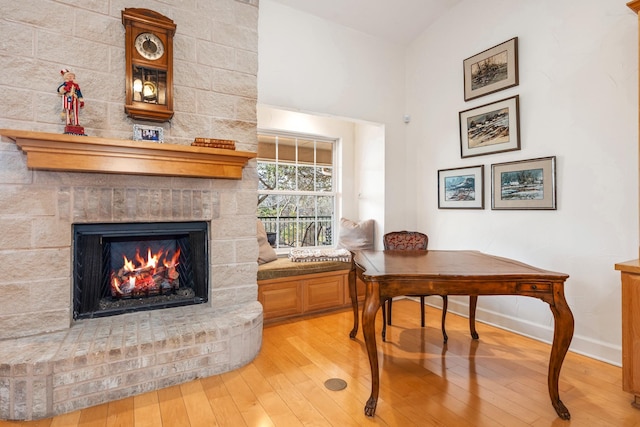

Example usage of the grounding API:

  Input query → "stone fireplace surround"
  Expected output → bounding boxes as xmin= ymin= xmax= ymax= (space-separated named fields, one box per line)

xmin=0 ymin=132 xmax=262 ymax=420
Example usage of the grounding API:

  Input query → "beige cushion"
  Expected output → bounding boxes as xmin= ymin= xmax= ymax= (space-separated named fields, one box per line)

xmin=257 ymin=220 xmax=277 ymax=264
xmin=288 ymin=248 xmax=351 ymax=262
xmin=257 ymin=257 xmax=350 ymax=281
xmin=337 ymin=217 xmax=374 ymax=250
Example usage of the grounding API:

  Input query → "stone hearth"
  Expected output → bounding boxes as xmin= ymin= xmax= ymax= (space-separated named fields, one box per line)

xmin=0 ymin=303 xmax=262 ymax=420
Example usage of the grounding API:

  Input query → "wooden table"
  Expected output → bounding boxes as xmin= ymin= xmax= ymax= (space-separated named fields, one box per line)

xmin=349 ymin=250 xmax=573 ymax=420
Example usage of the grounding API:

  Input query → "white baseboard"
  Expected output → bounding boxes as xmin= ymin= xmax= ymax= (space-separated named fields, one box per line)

xmin=397 ymin=296 xmax=621 ymax=367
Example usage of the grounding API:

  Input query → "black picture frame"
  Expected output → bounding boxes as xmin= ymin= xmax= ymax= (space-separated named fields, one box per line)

xmin=438 ymin=165 xmax=485 ymax=209
xmin=491 ymin=156 xmax=557 ymax=210
xmin=459 ymin=95 xmax=520 ymax=158
xmin=464 ymin=37 xmax=519 ymax=101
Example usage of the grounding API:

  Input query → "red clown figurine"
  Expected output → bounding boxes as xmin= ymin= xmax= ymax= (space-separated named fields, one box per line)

xmin=57 ymin=68 xmax=85 ymax=135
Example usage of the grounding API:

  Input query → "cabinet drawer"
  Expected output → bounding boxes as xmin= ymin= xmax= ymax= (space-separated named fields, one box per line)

xmin=517 ymin=282 xmax=551 ymax=293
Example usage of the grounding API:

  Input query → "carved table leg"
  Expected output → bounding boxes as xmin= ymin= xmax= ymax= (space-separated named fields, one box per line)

xmin=363 ymin=280 xmax=381 ymax=417
xmin=348 ymin=266 xmax=359 ymax=339
xmin=547 ymin=284 xmax=574 ymax=420
xmin=381 ymin=299 xmax=387 ymax=341
xmin=469 ymin=295 xmax=479 ymax=339
xmin=441 ymin=295 xmax=448 ymax=343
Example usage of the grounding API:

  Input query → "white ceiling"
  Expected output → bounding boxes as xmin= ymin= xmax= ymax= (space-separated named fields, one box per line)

xmin=268 ymin=0 xmax=463 ymax=46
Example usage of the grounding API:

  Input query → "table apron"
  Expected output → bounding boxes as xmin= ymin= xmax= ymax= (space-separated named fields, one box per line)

xmin=369 ymin=278 xmax=565 ymax=305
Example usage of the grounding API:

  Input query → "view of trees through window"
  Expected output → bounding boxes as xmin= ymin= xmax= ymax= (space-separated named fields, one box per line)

xmin=257 ymin=131 xmax=336 ymax=250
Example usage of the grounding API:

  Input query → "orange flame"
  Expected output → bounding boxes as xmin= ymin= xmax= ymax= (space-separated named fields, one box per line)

xmin=111 ymin=246 xmax=180 ymax=297
xmin=164 ymin=247 xmax=181 ymax=268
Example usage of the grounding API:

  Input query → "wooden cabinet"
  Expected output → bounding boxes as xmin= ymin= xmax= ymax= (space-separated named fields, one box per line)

xmin=614 ymin=261 xmax=640 ymax=408
xmin=258 ymin=269 xmax=354 ymax=322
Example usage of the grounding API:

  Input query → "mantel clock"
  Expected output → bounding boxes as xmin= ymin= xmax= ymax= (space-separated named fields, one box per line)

xmin=122 ymin=8 xmax=176 ymax=122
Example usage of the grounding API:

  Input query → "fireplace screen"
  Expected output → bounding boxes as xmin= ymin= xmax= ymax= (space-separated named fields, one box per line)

xmin=73 ymin=221 xmax=208 ymax=319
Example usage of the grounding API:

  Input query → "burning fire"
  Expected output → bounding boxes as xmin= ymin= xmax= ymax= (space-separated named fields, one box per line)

xmin=110 ymin=247 xmax=180 ymax=298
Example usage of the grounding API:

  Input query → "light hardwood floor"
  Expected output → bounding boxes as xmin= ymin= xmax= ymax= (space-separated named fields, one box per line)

xmin=2 ymin=299 xmax=639 ymax=426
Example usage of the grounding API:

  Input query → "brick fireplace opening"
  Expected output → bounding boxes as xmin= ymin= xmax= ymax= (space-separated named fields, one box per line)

xmin=73 ymin=221 xmax=208 ymax=319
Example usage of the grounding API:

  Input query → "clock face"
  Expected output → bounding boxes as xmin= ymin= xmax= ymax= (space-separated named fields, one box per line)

xmin=134 ymin=32 xmax=165 ymax=60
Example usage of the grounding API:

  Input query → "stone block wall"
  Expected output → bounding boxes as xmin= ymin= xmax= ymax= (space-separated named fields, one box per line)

xmin=0 ymin=1 xmax=263 ymax=419
xmin=0 ymin=0 xmax=260 ymax=338
xmin=0 ymin=0 xmax=259 ymax=146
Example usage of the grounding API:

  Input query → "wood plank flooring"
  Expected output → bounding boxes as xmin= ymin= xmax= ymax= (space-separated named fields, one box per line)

xmin=2 ymin=299 xmax=639 ymax=426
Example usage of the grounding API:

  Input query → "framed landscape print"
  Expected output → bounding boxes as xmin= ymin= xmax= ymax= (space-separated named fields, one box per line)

xmin=438 ymin=165 xmax=484 ymax=209
xmin=491 ymin=156 xmax=556 ymax=210
xmin=463 ymin=37 xmax=518 ymax=101
xmin=459 ymin=95 xmax=520 ymax=158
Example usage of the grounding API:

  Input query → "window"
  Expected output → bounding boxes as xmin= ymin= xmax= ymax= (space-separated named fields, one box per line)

xmin=257 ymin=131 xmax=336 ymax=250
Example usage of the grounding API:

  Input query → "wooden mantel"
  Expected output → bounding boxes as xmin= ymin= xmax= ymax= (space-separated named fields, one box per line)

xmin=0 ymin=129 xmax=256 ymax=179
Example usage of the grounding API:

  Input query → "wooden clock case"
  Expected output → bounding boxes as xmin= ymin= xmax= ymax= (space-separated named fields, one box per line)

xmin=122 ymin=8 xmax=176 ymax=122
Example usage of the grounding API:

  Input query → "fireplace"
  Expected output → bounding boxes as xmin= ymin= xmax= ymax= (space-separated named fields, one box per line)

xmin=0 ymin=131 xmax=262 ymax=421
xmin=73 ymin=221 xmax=208 ymax=319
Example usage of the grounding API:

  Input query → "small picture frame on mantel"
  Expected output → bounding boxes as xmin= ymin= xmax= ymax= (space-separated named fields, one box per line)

xmin=133 ymin=124 xmax=164 ymax=143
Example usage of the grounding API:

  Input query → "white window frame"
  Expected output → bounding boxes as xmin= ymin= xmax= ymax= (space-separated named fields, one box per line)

xmin=257 ymin=129 xmax=338 ymax=252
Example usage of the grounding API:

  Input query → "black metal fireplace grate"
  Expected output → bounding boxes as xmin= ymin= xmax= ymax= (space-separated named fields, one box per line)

xmin=73 ymin=221 xmax=208 ymax=319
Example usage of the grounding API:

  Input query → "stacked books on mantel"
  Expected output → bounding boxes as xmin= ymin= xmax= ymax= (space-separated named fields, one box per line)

xmin=191 ymin=137 xmax=236 ymax=150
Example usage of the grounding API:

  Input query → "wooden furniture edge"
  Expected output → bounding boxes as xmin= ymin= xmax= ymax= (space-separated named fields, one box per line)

xmin=629 ymin=0 xmax=640 ymax=13
xmin=615 ymin=259 xmax=640 ymax=274
xmin=616 ymin=258 xmax=640 ymax=407
xmin=0 ymin=129 xmax=256 ymax=179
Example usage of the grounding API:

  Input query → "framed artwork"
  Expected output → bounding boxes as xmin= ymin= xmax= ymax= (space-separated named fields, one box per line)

xmin=459 ymin=95 xmax=520 ymax=158
xmin=463 ymin=37 xmax=518 ymax=101
xmin=133 ymin=124 xmax=164 ymax=142
xmin=491 ymin=156 xmax=556 ymax=210
xmin=438 ymin=165 xmax=484 ymax=209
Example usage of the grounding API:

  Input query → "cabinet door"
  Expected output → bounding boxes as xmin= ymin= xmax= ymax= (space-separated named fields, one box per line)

xmin=259 ymin=282 xmax=301 ymax=320
xmin=304 ymin=275 xmax=346 ymax=312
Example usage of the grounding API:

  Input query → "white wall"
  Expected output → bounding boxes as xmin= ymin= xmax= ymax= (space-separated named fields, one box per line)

xmin=258 ymin=0 xmax=638 ymax=365
xmin=257 ymin=0 xmax=410 ymax=235
xmin=354 ymin=122 xmax=386 ymax=246
xmin=407 ymin=0 xmax=638 ymax=364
